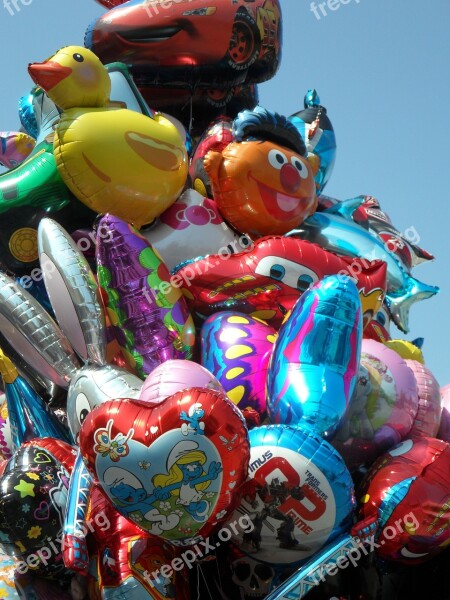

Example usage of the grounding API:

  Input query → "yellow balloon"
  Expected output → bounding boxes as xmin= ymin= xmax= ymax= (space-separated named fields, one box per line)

xmin=384 ymin=339 xmax=424 ymax=364
xmin=28 ymin=46 xmax=188 ymax=228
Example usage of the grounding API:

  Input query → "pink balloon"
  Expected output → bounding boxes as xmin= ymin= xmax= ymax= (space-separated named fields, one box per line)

xmin=140 ymin=359 xmax=224 ymax=406
xmin=437 ymin=384 xmax=450 ymax=442
xmin=406 ymin=360 xmax=442 ymax=438
xmin=332 ymin=339 xmax=419 ymax=471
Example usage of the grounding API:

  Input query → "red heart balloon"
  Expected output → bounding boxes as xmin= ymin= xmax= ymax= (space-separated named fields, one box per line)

xmin=79 ymin=388 xmax=250 ymax=545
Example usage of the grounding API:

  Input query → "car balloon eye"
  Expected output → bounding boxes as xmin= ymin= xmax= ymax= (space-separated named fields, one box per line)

xmin=255 ymin=256 xmax=320 ymax=290
xmin=297 ymin=274 xmax=314 ymax=292
xmin=268 ymin=149 xmax=288 ymax=169
xmin=269 ymin=264 xmax=286 ymax=280
xmin=291 ymin=156 xmax=309 ymax=179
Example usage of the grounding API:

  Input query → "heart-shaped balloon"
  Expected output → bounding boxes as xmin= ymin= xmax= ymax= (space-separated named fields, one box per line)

xmin=201 ymin=312 xmax=276 ymax=415
xmin=79 ymin=388 xmax=250 ymax=545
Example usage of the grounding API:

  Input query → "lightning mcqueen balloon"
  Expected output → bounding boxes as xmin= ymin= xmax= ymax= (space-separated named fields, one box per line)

xmin=175 ymin=237 xmax=387 ymax=329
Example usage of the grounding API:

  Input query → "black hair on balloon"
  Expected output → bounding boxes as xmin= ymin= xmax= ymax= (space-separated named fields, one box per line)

xmin=232 ymin=106 xmax=307 ymax=157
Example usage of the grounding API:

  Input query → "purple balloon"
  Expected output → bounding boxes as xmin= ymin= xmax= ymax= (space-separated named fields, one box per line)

xmin=331 ymin=339 xmax=419 ymax=471
xmin=437 ymin=384 xmax=450 ymax=442
xmin=201 ymin=312 xmax=276 ymax=415
xmin=140 ymin=359 xmax=224 ymax=406
xmin=406 ymin=360 xmax=442 ymax=438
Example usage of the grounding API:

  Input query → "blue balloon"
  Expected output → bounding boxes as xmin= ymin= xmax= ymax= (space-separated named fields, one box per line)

xmin=231 ymin=424 xmax=355 ymax=569
xmin=289 ymin=89 xmax=337 ymax=194
xmin=288 ymin=211 xmax=439 ymax=333
xmin=0 ymin=350 xmax=70 ymax=450
xmin=267 ymin=275 xmax=362 ymax=438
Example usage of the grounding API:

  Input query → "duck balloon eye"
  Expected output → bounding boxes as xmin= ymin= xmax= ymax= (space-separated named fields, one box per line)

xmin=73 ymin=53 xmax=84 ymax=62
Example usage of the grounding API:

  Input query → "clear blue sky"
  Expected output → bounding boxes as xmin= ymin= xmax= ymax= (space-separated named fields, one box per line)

xmin=1 ymin=0 xmax=449 ymax=385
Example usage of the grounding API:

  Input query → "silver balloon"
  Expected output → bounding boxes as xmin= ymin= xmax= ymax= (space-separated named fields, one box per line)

xmin=38 ymin=218 xmax=107 ymax=366
xmin=67 ymin=363 xmax=142 ymax=442
xmin=0 ymin=270 xmax=79 ymax=388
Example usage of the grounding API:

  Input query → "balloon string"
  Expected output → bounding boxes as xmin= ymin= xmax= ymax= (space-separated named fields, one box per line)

xmin=197 ymin=563 xmax=214 ymax=600
xmin=189 ymin=95 xmax=193 ymax=134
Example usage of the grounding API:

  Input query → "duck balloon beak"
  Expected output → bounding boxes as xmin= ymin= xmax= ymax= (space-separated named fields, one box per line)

xmin=28 ymin=61 xmax=73 ymax=91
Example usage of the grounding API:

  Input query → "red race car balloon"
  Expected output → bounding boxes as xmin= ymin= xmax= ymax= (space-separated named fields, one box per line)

xmin=86 ymin=0 xmax=282 ymax=91
xmin=358 ymin=437 xmax=450 ymax=564
xmin=175 ymin=236 xmax=387 ymax=329
xmin=79 ymin=388 xmax=250 ymax=545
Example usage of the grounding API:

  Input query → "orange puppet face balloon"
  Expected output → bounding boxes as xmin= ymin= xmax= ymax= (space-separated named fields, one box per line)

xmin=205 ymin=139 xmax=318 ymax=237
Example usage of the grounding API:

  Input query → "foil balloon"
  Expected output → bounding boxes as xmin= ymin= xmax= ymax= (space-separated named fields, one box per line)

xmin=38 ymin=218 xmax=107 ymax=366
xmin=28 ymin=46 xmax=188 ymax=228
xmin=0 ymin=350 xmax=70 ymax=451
xmin=267 ymin=275 xmax=362 ymax=438
xmin=363 ymin=302 xmax=392 ymax=343
xmin=18 ymin=91 xmax=38 ymax=138
xmin=140 ymin=359 xmax=224 ymax=407
xmin=0 ymin=395 xmax=12 ymax=461
xmin=0 ymin=441 xmax=74 ymax=579
xmin=332 ymin=339 xmax=419 ymax=472
xmin=289 ymin=89 xmax=336 ymax=194
xmin=85 ymin=483 xmax=190 ymax=600
xmin=96 ymin=214 xmax=195 ymax=379
xmin=0 ymin=552 xmax=21 ymax=598
xmin=288 ymin=211 xmax=439 ymax=333
xmin=201 ymin=312 xmax=276 ymax=414
xmin=437 ymin=385 xmax=450 ymax=442
xmin=67 ymin=363 xmax=143 ymax=444
xmin=79 ymin=388 xmax=250 ymax=544
xmin=174 ymin=236 xmax=387 ymax=329
xmin=0 ymin=131 xmax=35 ymax=170
xmin=358 ymin=437 xmax=450 ymax=563
xmin=190 ymin=117 xmax=234 ymax=198
xmin=385 ymin=339 xmax=424 ymax=363
xmin=86 ymin=0 xmax=282 ymax=91
xmin=205 ymin=107 xmax=318 ymax=237
xmin=406 ymin=360 xmax=442 ymax=438
xmin=327 ymin=195 xmax=435 ymax=270
xmin=142 ymin=189 xmax=250 ymax=271
xmin=231 ymin=425 xmax=355 ymax=567
xmin=0 ymin=270 xmax=80 ymax=388
xmin=62 ymin=450 xmax=93 ymax=574
xmin=0 ymin=86 xmax=95 ymax=277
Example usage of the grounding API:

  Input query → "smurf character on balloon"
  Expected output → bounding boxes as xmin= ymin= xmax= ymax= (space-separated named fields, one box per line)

xmin=153 ymin=440 xmax=222 ymax=523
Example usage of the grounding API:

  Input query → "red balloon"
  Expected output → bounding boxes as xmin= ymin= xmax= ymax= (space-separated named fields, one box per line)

xmin=358 ymin=437 xmax=450 ymax=564
xmin=79 ymin=389 xmax=250 ymax=545
xmin=85 ymin=483 xmax=190 ymax=599
xmin=175 ymin=236 xmax=387 ymax=329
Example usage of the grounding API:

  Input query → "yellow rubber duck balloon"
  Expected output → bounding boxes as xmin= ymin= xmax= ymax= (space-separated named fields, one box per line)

xmin=28 ymin=46 xmax=188 ymax=228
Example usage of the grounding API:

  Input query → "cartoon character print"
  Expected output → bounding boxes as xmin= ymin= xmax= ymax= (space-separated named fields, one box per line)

xmin=180 ymin=403 xmax=205 ymax=436
xmin=106 ymin=468 xmax=180 ymax=536
xmin=153 ymin=440 xmax=222 ymax=523
xmin=94 ymin=419 xmax=133 ymax=462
